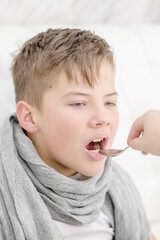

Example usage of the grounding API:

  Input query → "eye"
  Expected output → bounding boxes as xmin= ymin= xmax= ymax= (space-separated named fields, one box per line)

xmin=105 ymin=101 xmax=117 ymax=107
xmin=71 ymin=102 xmax=85 ymax=108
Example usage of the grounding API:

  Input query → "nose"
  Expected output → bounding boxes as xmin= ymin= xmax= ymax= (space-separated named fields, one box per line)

xmin=88 ymin=109 xmax=111 ymax=128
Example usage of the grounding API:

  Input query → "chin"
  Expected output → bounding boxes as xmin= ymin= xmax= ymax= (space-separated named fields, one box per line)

xmin=81 ymin=163 xmax=105 ymax=177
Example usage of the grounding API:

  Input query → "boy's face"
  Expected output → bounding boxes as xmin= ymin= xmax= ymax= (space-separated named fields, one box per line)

xmin=32 ymin=61 xmax=119 ymax=177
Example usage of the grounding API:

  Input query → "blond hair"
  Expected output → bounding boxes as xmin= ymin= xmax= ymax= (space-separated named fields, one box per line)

xmin=11 ymin=28 xmax=114 ymax=108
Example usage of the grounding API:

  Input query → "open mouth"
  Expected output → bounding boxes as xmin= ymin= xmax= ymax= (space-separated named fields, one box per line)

xmin=86 ymin=137 xmax=107 ymax=153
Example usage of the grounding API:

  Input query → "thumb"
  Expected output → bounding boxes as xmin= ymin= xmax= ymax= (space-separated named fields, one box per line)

xmin=129 ymin=137 xmax=144 ymax=151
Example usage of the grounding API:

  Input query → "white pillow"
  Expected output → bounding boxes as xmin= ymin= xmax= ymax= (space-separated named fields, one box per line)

xmin=0 ymin=94 xmax=15 ymax=126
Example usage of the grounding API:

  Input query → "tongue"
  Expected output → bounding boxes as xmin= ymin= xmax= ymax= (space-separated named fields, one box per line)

xmin=86 ymin=142 xmax=100 ymax=150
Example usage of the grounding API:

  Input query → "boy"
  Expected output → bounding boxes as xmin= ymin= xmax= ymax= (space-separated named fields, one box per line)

xmin=0 ymin=28 xmax=152 ymax=239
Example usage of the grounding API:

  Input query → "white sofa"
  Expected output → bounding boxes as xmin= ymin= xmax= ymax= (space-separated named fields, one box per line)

xmin=0 ymin=24 xmax=160 ymax=239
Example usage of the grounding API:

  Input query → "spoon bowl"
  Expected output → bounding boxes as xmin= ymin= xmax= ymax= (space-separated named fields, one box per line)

xmin=99 ymin=146 xmax=130 ymax=157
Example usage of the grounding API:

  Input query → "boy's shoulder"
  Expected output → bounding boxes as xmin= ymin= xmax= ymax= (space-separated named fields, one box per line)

xmin=112 ymin=161 xmax=137 ymax=190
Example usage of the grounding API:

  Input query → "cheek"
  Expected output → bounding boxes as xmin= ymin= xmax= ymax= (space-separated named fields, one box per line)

xmin=51 ymin=112 xmax=82 ymax=149
xmin=110 ymin=110 xmax=119 ymax=144
xmin=113 ymin=111 xmax=119 ymax=132
xmin=110 ymin=107 xmax=119 ymax=128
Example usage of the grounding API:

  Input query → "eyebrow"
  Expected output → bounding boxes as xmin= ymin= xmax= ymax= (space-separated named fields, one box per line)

xmin=63 ymin=91 xmax=118 ymax=98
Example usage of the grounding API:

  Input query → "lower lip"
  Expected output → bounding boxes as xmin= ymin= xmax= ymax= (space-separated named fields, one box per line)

xmin=85 ymin=149 xmax=106 ymax=161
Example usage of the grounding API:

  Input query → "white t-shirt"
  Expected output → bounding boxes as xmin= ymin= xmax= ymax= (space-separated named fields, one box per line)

xmin=54 ymin=211 xmax=114 ymax=240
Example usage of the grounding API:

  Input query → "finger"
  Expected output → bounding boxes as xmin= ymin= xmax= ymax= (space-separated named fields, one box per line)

xmin=127 ymin=116 xmax=144 ymax=145
xmin=142 ymin=151 xmax=148 ymax=155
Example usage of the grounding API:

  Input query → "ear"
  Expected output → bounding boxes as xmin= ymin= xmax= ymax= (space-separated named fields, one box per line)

xmin=16 ymin=101 xmax=38 ymax=134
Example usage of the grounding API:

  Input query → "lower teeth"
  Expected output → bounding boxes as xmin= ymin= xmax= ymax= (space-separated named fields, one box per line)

xmin=89 ymin=149 xmax=99 ymax=153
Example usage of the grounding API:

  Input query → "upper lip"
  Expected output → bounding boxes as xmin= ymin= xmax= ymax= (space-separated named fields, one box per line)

xmin=85 ymin=133 xmax=109 ymax=150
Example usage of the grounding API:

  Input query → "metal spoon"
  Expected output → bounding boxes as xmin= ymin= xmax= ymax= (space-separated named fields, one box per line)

xmin=99 ymin=145 xmax=130 ymax=157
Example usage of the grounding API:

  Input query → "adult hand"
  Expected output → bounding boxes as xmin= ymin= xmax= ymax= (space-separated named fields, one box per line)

xmin=127 ymin=110 xmax=160 ymax=156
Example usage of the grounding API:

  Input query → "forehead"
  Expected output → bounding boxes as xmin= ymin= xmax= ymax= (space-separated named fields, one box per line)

xmin=55 ymin=61 xmax=115 ymax=89
xmin=41 ymin=62 xmax=116 ymax=109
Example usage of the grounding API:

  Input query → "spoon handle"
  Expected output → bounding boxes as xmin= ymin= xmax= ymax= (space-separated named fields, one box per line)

xmin=121 ymin=145 xmax=130 ymax=153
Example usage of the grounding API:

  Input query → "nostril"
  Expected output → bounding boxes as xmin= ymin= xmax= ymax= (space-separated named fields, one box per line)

xmin=94 ymin=121 xmax=109 ymax=128
xmin=89 ymin=118 xmax=109 ymax=128
xmin=96 ymin=121 xmax=109 ymax=126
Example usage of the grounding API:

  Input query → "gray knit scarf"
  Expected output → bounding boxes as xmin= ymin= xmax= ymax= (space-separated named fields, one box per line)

xmin=0 ymin=115 xmax=150 ymax=240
